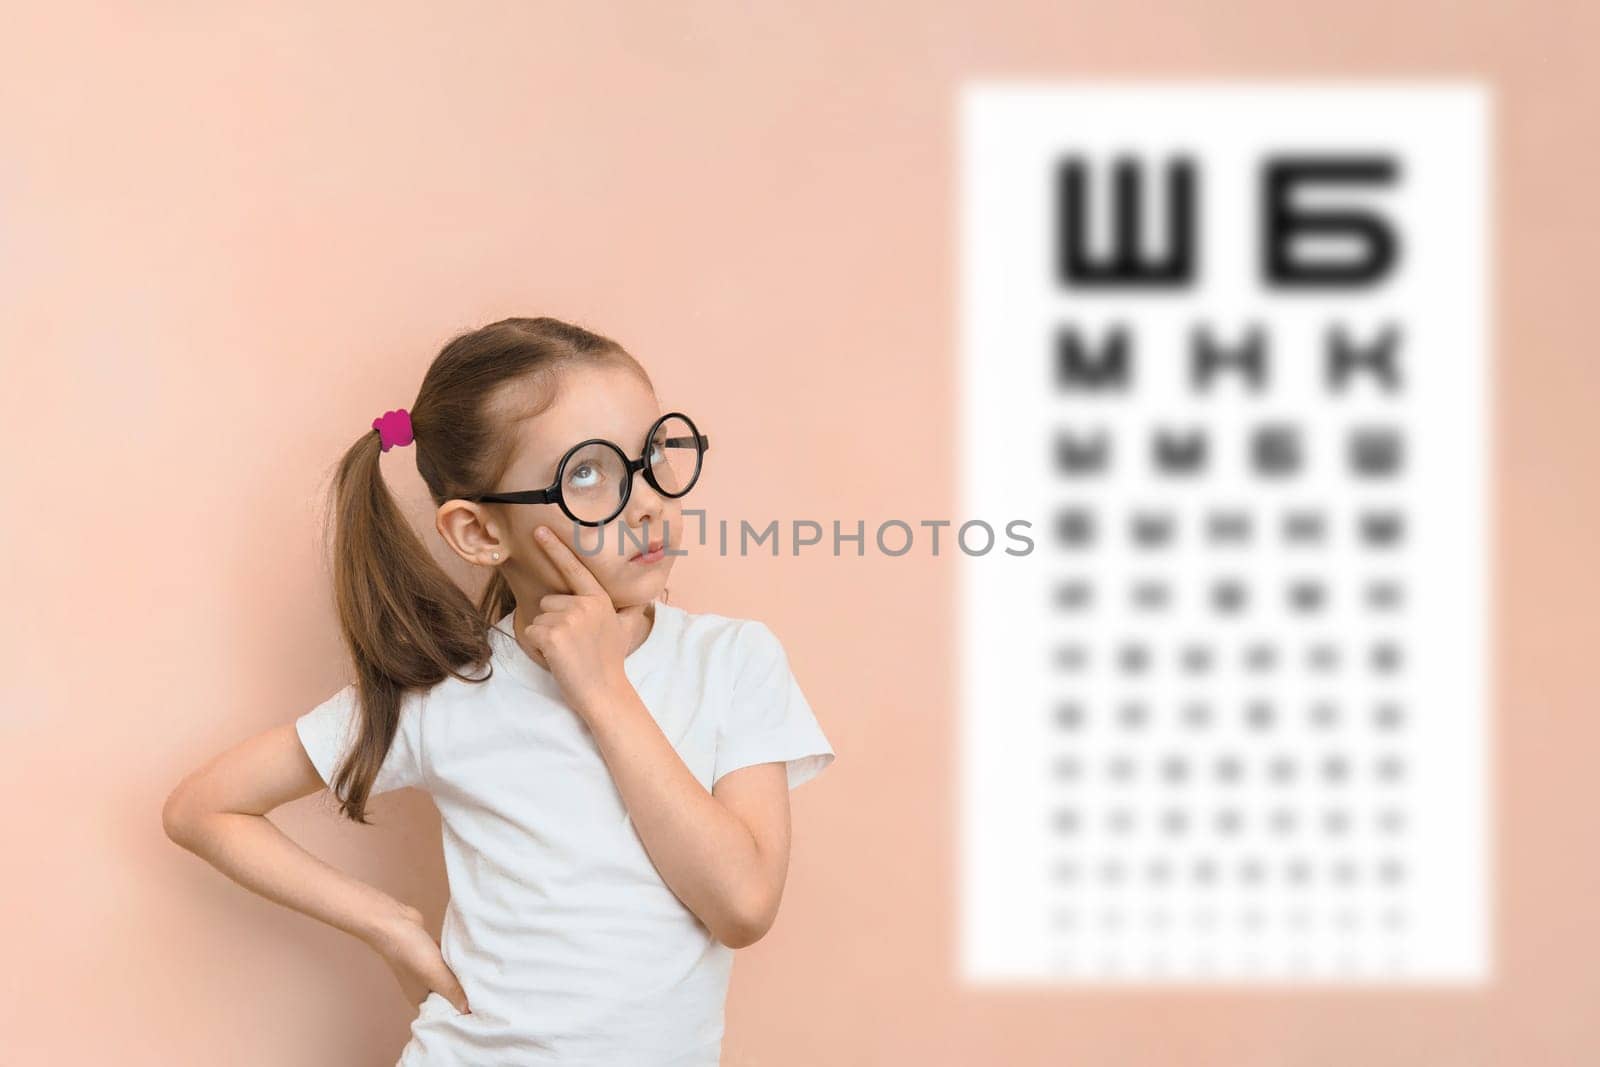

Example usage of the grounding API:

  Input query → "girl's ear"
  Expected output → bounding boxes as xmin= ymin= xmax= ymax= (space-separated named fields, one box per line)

xmin=435 ymin=500 xmax=504 ymax=567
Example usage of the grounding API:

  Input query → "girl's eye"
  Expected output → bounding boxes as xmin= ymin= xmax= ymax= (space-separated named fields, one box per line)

xmin=567 ymin=463 xmax=603 ymax=490
xmin=647 ymin=442 xmax=665 ymax=464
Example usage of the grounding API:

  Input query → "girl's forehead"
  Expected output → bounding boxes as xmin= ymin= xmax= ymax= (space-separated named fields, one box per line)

xmin=512 ymin=365 xmax=660 ymax=455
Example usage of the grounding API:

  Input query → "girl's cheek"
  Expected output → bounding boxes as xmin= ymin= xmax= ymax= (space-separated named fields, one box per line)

xmin=569 ymin=527 xmax=605 ymax=559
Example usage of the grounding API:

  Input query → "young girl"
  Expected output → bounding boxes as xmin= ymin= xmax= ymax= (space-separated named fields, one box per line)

xmin=162 ymin=316 xmax=836 ymax=1065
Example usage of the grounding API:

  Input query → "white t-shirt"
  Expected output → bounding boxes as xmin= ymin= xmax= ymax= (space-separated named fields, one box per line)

xmin=294 ymin=600 xmax=835 ymax=1066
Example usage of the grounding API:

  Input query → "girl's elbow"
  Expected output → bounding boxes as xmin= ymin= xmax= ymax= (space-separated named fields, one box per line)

xmin=717 ymin=918 xmax=766 ymax=950
xmin=162 ymin=784 xmax=204 ymax=848
xmin=718 ymin=890 xmax=779 ymax=949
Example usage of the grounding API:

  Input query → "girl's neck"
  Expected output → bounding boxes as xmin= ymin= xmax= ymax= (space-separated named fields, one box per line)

xmin=619 ymin=599 xmax=657 ymax=656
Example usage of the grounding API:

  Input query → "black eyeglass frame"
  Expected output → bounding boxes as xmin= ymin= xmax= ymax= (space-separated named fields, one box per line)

xmin=464 ymin=411 xmax=710 ymax=528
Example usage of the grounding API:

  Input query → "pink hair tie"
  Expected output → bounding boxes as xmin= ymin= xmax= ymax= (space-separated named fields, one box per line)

xmin=372 ymin=408 xmax=415 ymax=452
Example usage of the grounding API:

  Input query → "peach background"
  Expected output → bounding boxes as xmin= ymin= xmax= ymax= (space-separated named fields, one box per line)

xmin=2 ymin=2 xmax=1597 ymax=1064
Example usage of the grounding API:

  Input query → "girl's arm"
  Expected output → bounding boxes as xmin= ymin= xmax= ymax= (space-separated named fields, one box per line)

xmin=162 ymin=723 xmax=472 ymax=1013
xmin=581 ymin=691 xmax=792 ymax=950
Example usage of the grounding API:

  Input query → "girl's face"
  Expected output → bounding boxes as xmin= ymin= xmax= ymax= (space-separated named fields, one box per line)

xmin=488 ymin=363 xmax=684 ymax=609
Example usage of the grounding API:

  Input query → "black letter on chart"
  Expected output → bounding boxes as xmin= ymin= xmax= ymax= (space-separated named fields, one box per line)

xmin=1263 ymin=156 xmax=1400 ymax=287
xmin=1057 ymin=156 xmax=1197 ymax=288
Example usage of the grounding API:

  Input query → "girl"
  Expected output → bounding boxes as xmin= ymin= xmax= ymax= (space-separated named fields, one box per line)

xmin=162 ymin=316 xmax=836 ymax=1065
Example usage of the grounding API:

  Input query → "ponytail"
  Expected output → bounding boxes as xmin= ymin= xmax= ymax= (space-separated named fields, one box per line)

xmin=322 ymin=428 xmax=490 ymax=823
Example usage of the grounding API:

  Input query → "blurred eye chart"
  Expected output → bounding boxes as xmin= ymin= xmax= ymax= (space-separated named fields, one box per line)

xmin=958 ymin=84 xmax=1490 ymax=984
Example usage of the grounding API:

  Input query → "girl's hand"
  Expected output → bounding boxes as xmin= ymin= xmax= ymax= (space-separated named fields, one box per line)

xmin=524 ymin=525 xmax=644 ymax=718
xmin=368 ymin=903 xmax=471 ymax=1015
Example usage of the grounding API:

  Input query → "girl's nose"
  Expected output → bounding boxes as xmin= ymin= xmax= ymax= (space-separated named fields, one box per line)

xmin=622 ymin=469 xmax=666 ymax=530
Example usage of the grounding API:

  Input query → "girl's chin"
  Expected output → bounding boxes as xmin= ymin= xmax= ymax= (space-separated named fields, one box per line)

xmin=606 ymin=560 xmax=672 ymax=587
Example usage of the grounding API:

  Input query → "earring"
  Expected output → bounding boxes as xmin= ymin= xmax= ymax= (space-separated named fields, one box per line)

xmin=492 ymin=551 xmax=500 ymax=560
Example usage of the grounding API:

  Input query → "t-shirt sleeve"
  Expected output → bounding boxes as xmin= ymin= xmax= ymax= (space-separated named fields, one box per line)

xmin=294 ymin=683 xmax=427 ymax=796
xmin=711 ymin=621 xmax=836 ymax=791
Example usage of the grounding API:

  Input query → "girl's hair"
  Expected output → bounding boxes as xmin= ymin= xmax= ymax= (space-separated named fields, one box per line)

xmin=321 ymin=316 xmax=653 ymax=823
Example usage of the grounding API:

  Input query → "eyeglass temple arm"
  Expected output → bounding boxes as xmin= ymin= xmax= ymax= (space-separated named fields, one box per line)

xmin=663 ymin=434 xmax=710 ymax=450
xmin=470 ymin=489 xmax=559 ymax=505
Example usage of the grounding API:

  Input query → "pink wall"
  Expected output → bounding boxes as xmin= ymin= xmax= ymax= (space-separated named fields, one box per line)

xmin=2 ymin=2 xmax=1597 ymax=1064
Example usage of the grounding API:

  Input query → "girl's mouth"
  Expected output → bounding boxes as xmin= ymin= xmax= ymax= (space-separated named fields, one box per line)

xmin=630 ymin=540 xmax=666 ymax=564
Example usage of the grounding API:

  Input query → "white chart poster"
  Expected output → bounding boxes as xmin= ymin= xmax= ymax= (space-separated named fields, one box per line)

xmin=958 ymin=83 xmax=1491 ymax=984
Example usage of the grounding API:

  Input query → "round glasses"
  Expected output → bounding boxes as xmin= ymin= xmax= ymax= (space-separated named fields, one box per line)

xmin=466 ymin=411 xmax=710 ymax=527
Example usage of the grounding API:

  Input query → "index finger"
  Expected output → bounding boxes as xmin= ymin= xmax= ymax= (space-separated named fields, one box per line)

xmin=534 ymin=526 xmax=610 ymax=599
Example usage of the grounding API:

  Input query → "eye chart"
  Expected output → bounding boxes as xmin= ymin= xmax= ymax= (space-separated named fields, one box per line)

xmin=958 ymin=84 xmax=1490 ymax=984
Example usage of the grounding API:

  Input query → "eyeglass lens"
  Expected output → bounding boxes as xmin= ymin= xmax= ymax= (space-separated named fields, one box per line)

xmin=561 ymin=441 xmax=632 ymax=524
xmin=648 ymin=414 xmax=702 ymax=497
